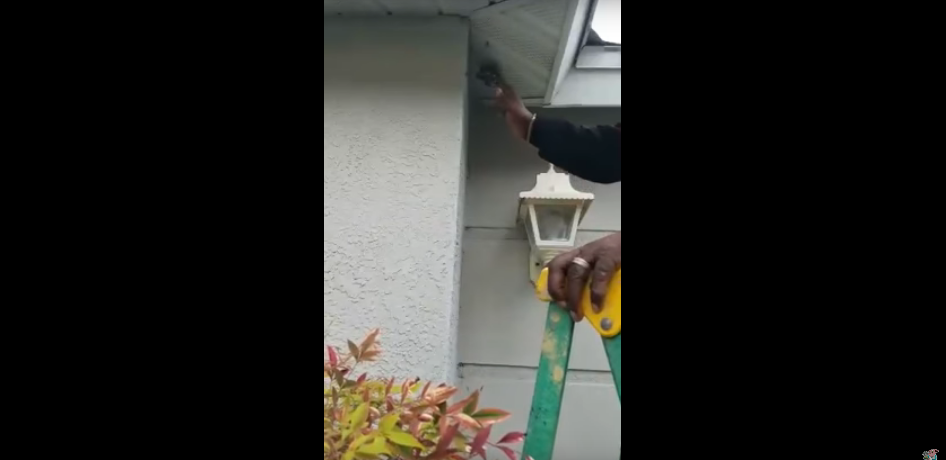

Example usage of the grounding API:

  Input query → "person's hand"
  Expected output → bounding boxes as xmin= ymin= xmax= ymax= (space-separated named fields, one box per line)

xmin=493 ymin=83 xmax=533 ymax=141
xmin=546 ymin=233 xmax=621 ymax=322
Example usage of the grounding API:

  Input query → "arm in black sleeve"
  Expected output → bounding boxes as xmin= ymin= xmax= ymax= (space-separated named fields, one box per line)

xmin=529 ymin=116 xmax=622 ymax=184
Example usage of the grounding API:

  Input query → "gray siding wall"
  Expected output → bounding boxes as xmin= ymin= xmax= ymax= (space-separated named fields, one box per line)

xmin=459 ymin=104 xmax=623 ymax=460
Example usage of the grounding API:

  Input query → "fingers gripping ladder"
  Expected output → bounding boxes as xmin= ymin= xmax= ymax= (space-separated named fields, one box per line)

xmin=520 ymin=268 xmax=622 ymax=460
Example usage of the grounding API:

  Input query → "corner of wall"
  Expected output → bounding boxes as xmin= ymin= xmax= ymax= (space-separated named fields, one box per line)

xmin=445 ymin=22 xmax=471 ymax=385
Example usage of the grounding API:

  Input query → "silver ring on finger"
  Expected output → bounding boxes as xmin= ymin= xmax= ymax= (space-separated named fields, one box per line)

xmin=571 ymin=257 xmax=591 ymax=270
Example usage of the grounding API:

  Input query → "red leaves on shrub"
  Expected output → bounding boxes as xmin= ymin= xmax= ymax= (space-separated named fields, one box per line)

xmin=470 ymin=425 xmax=492 ymax=459
xmin=324 ymin=329 xmax=515 ymax=460
xmin=497 ymin=431 xmax=525 ymax=444
xmin=327 ymin=346 xmax=338 ymax=366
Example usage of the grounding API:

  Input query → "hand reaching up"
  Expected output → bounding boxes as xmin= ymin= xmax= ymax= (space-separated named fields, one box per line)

xmin=493 ymin=83 xmax=534 ymax=141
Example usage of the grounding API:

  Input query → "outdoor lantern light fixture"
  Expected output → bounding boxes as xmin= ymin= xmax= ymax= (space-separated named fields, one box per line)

xmin=518 ymin=164 xmax=595 ymax=283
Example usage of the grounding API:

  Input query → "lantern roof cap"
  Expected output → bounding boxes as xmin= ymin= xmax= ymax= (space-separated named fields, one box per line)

xmin=520 ymin=164 xmax=595 ymax=201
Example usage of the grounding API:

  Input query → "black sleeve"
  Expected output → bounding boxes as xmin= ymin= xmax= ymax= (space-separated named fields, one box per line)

xmin=529 ymin=116 xmax=622 ymax=184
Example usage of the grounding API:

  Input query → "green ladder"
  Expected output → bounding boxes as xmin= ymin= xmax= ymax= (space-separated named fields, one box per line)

xmin=520 ymin=301 xmax=622 ymax=460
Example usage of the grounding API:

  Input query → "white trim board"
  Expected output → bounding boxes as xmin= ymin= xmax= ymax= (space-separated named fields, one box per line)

xmin=541 ymin=0 xmax=622 ymax=107
xmin=544 ymin=0 xmax=592 ymax=102
xmin=548 ymin=68 xmax=621 ymax=107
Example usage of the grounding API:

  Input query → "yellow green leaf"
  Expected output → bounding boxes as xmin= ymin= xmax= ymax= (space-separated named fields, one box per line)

xmin=324 ymin=441 xmax=330 ymax=452
xmin=385 ymin=429 xmax=425 ymax=449
xmin=346 ymin=402 xmax=369 ymax=429
xmin=472 ymin=407 xmax=511 ymax=426
xmin=453 ymin=435 xmax=468 ymax=450
xmin=348 ymin=433 xmax=374 ymax=452
xmin=356 ymin=436 xmax=391 ymax=456
xmin=379 ymin=413 xmax=399 ymax=434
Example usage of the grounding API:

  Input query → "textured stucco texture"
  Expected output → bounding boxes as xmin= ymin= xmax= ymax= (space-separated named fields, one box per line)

xmin=324 ymin=18 xmax=469 ymax=383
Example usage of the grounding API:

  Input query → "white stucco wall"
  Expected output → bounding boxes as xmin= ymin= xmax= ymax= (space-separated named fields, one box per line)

xmin=323 ymin=17 xmax=469 ymax=383
xmin=459 ymin=104 xmax=623 ymax=460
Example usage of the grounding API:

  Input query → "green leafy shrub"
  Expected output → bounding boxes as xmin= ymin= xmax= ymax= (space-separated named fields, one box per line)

xmin=324 ymin=329 xmax=528 ymax=460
